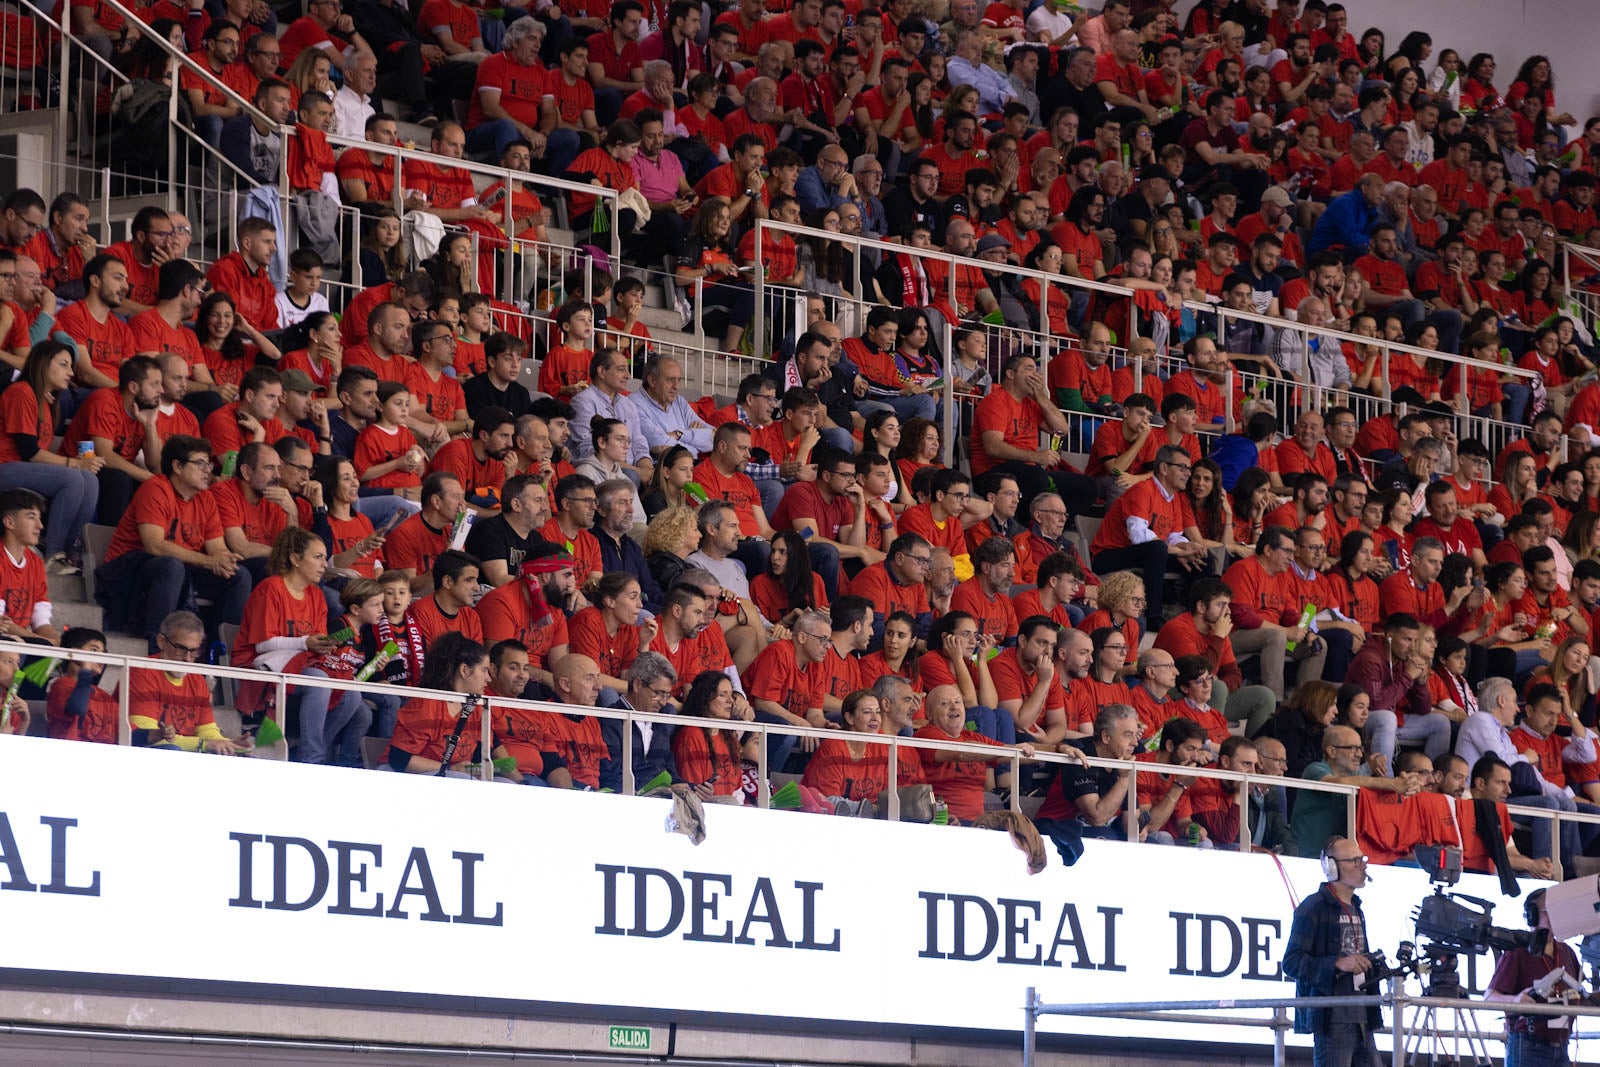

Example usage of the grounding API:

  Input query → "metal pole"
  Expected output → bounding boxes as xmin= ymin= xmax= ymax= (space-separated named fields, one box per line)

xmin=622 ymin=703 xmax=635 ymax=796
xmin=756 ymin=721 xmax=770 ymax=808
xmin=1271 ymin=1006 xmax=1287 ymax=1067
xmin=1022 ymin=986 xmax=1037 ymax=1067
xmin=753 ymin=221 xmax=764 ymax=359
xmin=1237 ymin=773 xmax=1252 ymax=852
xmin=479 ymin=696 xmax=492 ymax=782
xmin=886 ymin=732 xmax=900 ymax=821
xmin=942 ymin=317 xmax=955 ymax=467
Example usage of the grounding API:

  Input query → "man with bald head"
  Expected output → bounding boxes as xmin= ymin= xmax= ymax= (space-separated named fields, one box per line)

xmin=1284 ymin=834 xmax=1383 ymax=1064
xmin=547 ymin=653 xmax=611 ymax=790
xmin=1292 ymin=724 xmax=1424 ymax=857
xmin=797 ymin=143 xmax=856 ymax=214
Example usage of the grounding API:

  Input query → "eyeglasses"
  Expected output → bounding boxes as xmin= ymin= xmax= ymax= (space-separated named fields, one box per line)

xmin=1333 ymin=854 xmax=1369 ymax=865
xmin=905 ymin=554 xmax=932 ymax=566
xmin=161 ymin=635 xmax=203 ymax=658
xmin=1329 ymin=743 xmax=1365 ymax=753
xmin=180 ymin=457 xmax=211 ymax=469
xmin=1102 ymin=644 xmax=1128 ymax=653
xmin=284 ymin=461 xmax=313 ymax=475
xmin=646 ymin=684 xmax=675 ymax=700
xmin=1163 ymin=462 xmax=1192 ymax=473
xmin=568 ymin=496 xmax=597 ymax=506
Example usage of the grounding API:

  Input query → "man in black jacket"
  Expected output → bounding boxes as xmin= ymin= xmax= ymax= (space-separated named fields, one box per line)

xmin=1283 ymin=837 xmax=1384 ymax=1066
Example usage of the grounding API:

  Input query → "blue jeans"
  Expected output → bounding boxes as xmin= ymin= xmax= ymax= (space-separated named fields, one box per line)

xmin=367 ymin=692 xmax=403 ymax=739
xmin=1502 ymin=382 xmax=1532 ymax=425
xmin=858 ymin=393 xmax=936 ymax=423
xmin=0 ymin=460 xmax=99 ymax=558
xmin=355 ymin=493 xmax=420 ymax=529
xmin=1313 ymin=1021 xmax=1382 ymax=1067
xmin=94 ymin=549 xmax=252 ymax=651
xmin=1364 ymin=708 xmax=1452 ymax=767
xmin=753 ymin=707 xmax=799 ymax=773
xmin=1507 ymin=1032 xmax=1571 ymax=1067
xmin=295 ymin=668 xmax=372 ymax=766
xmin=1509 ymin=791 xmax=1582 ymax=867
xmin=967 ymin=703 xmax=1016 ymax=746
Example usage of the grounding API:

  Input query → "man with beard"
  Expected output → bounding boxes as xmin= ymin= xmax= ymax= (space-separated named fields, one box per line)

xmin=466 ymin=475 xmax=554 ymax=587
xmin=60 ymin=354 xmax=163 ymax=522
xmin=480 ymin=550 xmax=580 ymax=690
xmin=214 ymin=441 xmax=300 ymax=585
xmin=426 ymin=407 xmax=517 ymax=515
xmin=55 ymin=252 xmax=133 ymax=391
xmin=153 ymin=353 xmax=201 ymax=442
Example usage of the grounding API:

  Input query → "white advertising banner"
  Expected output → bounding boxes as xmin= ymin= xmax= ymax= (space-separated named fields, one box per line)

xmin=0 ymin=736 xmax=1571 ymax=1048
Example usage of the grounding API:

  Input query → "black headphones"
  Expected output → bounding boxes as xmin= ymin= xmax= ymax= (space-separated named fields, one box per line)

xmin=1525 ymin=889 xmax=1547 ymax=928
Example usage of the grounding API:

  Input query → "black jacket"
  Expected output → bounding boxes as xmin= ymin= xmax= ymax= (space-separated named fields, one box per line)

xmin=1282 ymin=883 xmax=1384 ymax=1034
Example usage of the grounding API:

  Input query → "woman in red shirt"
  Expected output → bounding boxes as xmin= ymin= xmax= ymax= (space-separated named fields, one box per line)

xmin=1229 ymin=468 xmax=1273 ymax=554
xmin=316 ymin=458 xmax=383 ymax=579
xmin=750 ymin=529 xmax=827 ymax=627
xmin=1472 ymin=250 xmax=1517 ymax=317
xmin=1513 ymin=259 xmax=1563 ymax=328
xmin=890 ymin=416 xmax=942 ymax=508
xmin=0 ymin=341 xmax=101 ymax=568
xmin=235 ymin=528 xmax=371 ymax=764
xmin=1076 ymin=570 xmax=1143 ymax=670
xmin=1490 ymin=451 xmax=1541 ymax=520
xmin=568 ymin=571 xmax=655 ymax=691
xmin=278 ymin=311 xmax=342 ymax=398
xmin=1329 ymin=530 xmax=1382 ymax=634
xmin=671 ymin=670 xmax=749 ymax=800
xmin=387 ymin=631 xmax=521 ymax=777
xmin=195 ymin=291 xmax=279 ymax=407
xmin=565 ymin=120 xmax=641 ymax=226
xmin=1020 ymin=241 xmax=1076 ymax=339
xmin=800 ymin=689 xmax=923 ymax=802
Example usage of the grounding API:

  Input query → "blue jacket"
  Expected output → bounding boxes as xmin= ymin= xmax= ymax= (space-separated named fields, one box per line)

xmin=1308 ymin=188 xmax=1377 ymax=256
xmin=1282 ymin=883 xmax=1384 ymax=1034
xmin=599 ymin=717 xmax=679 ymax=794
xmin=595 ymin=524 xmax=663 ymax=614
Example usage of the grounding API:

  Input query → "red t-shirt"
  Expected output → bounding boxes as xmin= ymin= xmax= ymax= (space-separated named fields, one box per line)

xmin=1091 ymin=479 xmax=1196 ymax=555
xmin=743 ymin=640 xmax=825 ymax=720
xmin=692 ymin=457 xmax=764 ymax=532
xmin=354 ymin=422 xmax=422 ymax=490
xmin=55 ymin=300 xmax=134 ymax=381
xmin=234 ymin=574 xmax=327 ymax=667
xmin=0 ymin=382 xmax=52 ymax=464
xmin=105 ymin=475 xmax=223 ymax=562
xmin=210 ymin=477 xmax=288 ymax=549
xmin=970 ymin=388 xmax=1043 ymax=476
xmin=386 ymin=512 xmax=452 ymax=577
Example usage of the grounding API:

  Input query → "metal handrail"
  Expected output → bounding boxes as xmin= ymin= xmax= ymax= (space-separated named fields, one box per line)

xmin=11 ymin=642 xmax=1600 ymax=858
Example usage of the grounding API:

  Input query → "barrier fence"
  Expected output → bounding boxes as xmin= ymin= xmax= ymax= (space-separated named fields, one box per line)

xmin=11 ymin=640 xmax=1600 ymax=869
xmin=1023 ymin=988 xmax=1600 ymax=1067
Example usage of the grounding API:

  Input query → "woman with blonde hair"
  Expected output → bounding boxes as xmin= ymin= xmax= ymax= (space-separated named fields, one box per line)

xmin=643 ymin=505 xmax=700 ymax=594
xmin=1075 ymin=570 xmax=1144 ymax=674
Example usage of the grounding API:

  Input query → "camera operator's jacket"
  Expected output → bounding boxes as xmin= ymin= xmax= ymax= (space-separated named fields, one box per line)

xmin=1282 ymin=884 xmax=1385 ymax=1034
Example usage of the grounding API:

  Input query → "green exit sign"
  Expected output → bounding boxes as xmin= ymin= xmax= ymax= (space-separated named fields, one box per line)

xmin=608 ymin=1026 xmax=652 ymax=1052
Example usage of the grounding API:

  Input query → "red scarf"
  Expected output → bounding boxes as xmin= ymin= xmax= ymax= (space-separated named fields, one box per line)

xmin=894 ymin=252 xmax=929 ymax=306
xmin=376 ymin=609 xmax=427 ymax=683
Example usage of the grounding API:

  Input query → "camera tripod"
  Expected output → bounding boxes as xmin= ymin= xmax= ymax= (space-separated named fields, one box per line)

xmin=1392 ymin=958 xmax=1494 ymax=1067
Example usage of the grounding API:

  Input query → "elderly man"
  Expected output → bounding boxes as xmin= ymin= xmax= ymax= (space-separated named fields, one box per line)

xmin=1457 ymin=676 xmax=1585 ymax=871
xmin=945 ymin=29 xmax=1016 ymax=117
xmin=796 ymin=143 xmax=856 ymax=214
xmin=1270 ymin=297 xmax=1348 ymax=390
xmin=1291 ymin=724 xmax=1425 ymax=856
xmin=598 ymin=652 xmax=680 ymax=793
xmin=634 ymin=356 xmax=714 ymax=457
xmin=333 ymin=50 xmax=378 ymax=138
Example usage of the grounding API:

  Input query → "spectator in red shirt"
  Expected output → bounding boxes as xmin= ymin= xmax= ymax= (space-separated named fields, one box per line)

xmin=1354 ymin=222 xmax=1464 ymax=354
xmin=103 ymin=205 xmax=173 ymax=315
xmin=1091 ymin=444 xmax=1211 ymax=630
xmin=205 ymin=217 xmax=279 ymax=334
xmin=1152 ymin=578 xmax=1278 ymax=738
xmin=93 ymin=433 xmax=251 ymax=650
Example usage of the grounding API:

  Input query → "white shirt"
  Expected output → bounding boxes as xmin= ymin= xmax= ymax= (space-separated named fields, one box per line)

xmin=333 ymin=86 xmax=374 ymax=140
xmin=274 ymin=289 xmax=330 ymax=329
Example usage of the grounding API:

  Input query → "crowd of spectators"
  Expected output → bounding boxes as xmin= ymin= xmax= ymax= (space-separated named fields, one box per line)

xmin=6 ymin=0 xmax=1600 ymax=873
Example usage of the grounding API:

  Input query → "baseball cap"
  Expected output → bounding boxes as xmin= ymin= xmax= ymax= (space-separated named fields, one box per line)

xmin=976 ymin=233 xmax=1011 ymax=253
xmin=279 ymin=368 xmax=317 ymax=393
xmin=1261 ymin=186 xmax=1293 ymax=208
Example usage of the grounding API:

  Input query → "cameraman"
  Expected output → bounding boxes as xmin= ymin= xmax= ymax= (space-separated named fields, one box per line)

xmin=1486 ymin=889 xmax=1585 ymax=1067
xmin=1283 ymin=837 xmax=1384 ymax=1067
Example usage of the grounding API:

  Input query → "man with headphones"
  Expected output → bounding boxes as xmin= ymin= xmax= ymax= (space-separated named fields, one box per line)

xmin=1486 ymin=889 xmax=1585 ymax=1067
xmin=1282 ymin=837 xmax=1384 ymax=1066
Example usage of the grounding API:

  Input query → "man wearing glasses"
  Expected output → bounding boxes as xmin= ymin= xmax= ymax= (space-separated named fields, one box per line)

xmin=126 ymin=610 xmax=254 ymax=754
xmin=1091 ymin=443 xmax=1211 ymax=632
xmin=843 ymin=532 xmax=934 ymax=647
xmin=95 ymin=436 xmax=251 ymax=653
xmin=104 ymin=205 xmax=174 ymax=315
xmin=1283 ymin=835 xmax=1384 ymax=1067
xmin=1222 ymin=525 xmax=1324 ymax=702
xmin=1292 ymin=725 xmax=1424 ymax=859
